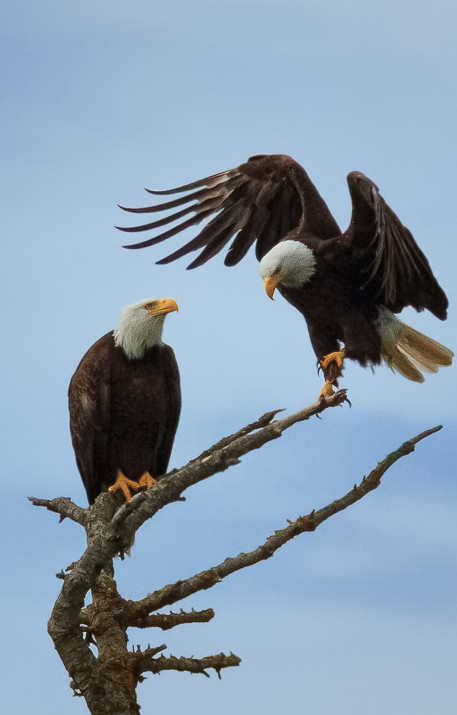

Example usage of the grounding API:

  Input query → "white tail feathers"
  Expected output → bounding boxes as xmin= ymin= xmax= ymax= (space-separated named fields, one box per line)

xmin=377 ymin=309 xmax=453 ymax=383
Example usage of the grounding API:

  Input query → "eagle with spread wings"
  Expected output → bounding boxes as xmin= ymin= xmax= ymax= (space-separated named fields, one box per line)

xmin=117 ymin=154 xmax=452 ymax=397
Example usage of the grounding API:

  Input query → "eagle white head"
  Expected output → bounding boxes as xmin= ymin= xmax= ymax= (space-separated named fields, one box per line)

xmin=259 ymin=240 xmax=316 ymax=299
xmin=113 ymin=297 xmax=178 ymax=359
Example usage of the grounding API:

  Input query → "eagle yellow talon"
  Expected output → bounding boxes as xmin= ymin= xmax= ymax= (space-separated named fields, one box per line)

xmin=108 ymin=469 xmax=141 ymax=502
xmin=320 ymin=349 xmax=345 ymax=372
xmin=138 ymin=472 xmax=157 ymax=488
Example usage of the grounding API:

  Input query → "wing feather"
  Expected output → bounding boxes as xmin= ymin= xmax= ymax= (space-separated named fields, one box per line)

xmin=121 ymin=210 xmax=215 ymax=250
xmin=118 ymin=185 xmax=223 ymax=214
xmin=156 ymin=200 xmax=244 ymax=265
xmin=224 ymin=210 xmax=265 ymax=266
xmin=187 ymin=225 xmax=238 ymax=269
xmin=144 ymin=169 xmax=235 ymax=195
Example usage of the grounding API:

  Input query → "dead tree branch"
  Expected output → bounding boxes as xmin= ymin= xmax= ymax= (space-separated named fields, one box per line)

xmin=128 ymin=609 xmax=215 ymax=630
xmin=28 ymin=496 xmax=88 ymax=526
xmin=108 ymin=390 xmax=350 ymax=545
xmin=130 ymin=650 xmax=241 ymax=679
xmin=122 ymin=424 xmax=442 ymax=619
xmin=30 ymin=394 xmax=442 ymax=715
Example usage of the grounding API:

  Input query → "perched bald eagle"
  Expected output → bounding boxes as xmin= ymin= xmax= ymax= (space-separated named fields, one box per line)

xmin=117 ymin=154 xmax=452 ymax=396
xmin=69 ymin=298 xmax=181 ymax=503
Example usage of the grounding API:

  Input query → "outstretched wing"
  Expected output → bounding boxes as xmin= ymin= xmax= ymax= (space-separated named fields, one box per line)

xmin=117 ymin=154 xmax=340 ymax=268
xmin=345 ymin=172 xmax=448 ymax=319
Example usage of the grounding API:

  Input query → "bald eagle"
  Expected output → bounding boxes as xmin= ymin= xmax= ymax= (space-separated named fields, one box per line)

xmin=69 ymin=298 xmax=181 ymax=503
xmin=117 ymin=154 xmax=452 ymax=397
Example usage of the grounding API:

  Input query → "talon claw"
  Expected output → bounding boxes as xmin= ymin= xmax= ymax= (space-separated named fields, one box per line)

xmin=335 ymin=388 xmax=351 ymax=408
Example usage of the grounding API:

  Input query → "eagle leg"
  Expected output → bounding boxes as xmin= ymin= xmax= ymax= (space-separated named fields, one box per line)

xmin=318 ymin=350 xmax=346 ymax=401
xmin=108 ymin=469 xmax=141 ymax=501
xmin=320 ymin=349 xmax=345 ymax=383
xmin=138 ymin=472 xmax=157 ymax=488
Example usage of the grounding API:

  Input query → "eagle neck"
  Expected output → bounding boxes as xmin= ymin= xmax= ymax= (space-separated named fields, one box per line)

xmin=113 ymin=315 xmax=165 ymax=360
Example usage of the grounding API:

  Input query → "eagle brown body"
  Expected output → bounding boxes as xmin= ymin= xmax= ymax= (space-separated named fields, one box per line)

xmin=278 ymin=255 xmax=382 ymax=367
xmin=117 ymin=155 xmax=452 ymax=393
xmin=69 ymin=300 xmax=181 ymax=504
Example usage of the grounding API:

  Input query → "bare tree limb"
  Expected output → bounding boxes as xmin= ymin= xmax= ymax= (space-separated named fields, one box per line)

xmin=128 ymin=609 xmax=215 ymax=630
xmin=190 ymin=408 xmax=285 ymax=462
xmin=109 ymin=390 xmax=349 ymax=545
xmin=28 ymin=496 xmax=88 ymax=526
xmin=130 ymin=650 xmax=241 ymax=678
xmin=124 ymin=424 xmax=442 ymax=618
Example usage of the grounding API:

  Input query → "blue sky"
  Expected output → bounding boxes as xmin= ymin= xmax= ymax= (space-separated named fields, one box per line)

xmin=2 ymin=2 xmax=456 ymax=713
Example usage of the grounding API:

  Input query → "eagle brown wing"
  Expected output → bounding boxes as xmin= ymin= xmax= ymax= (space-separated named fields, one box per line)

xmin=345 ymin=172 xmax=448 ymax=319
xmin=155 ymin=345 xmax=182 ymax=477
xmin=68 ymin=333 xmax=113 ymax=504
xmin=117 ymin=154 xmax=340 ymax=267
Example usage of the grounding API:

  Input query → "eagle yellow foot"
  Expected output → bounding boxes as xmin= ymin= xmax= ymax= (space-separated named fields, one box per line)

xmin=138 ymin=472 xmax=157 ymax=489
xmin=320 ymin=349 xmax=345 ymax=372
xmin=319 ymin=380 xmax=336 ymax=400
xmin=108 ymin=469 xmax=141 ymax=502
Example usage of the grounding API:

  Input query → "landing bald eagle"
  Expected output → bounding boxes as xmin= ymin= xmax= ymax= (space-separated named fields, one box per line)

xmin=117 ymin=154 xmax=452 ymax=396
xmin=69 ymin=298 xmax=181 ymax=503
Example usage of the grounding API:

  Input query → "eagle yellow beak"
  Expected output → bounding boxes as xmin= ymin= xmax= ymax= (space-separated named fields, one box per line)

xmin=263 ymin=273 xmax=280 ymax=300
xmin=147 ymin=298 xmax=179 ymax=316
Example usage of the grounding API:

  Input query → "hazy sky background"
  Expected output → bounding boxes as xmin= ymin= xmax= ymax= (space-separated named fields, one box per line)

xmin=2 ymin=2 xmax=456 ymax=713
